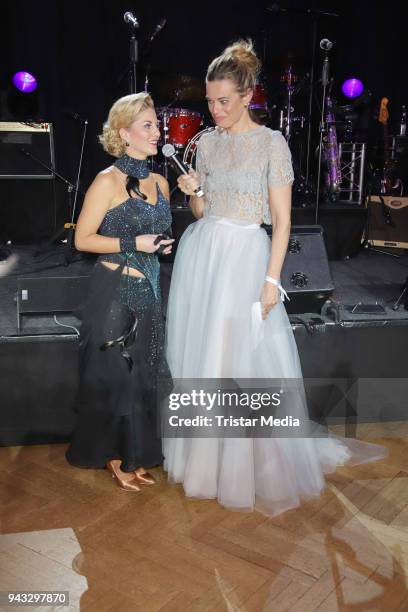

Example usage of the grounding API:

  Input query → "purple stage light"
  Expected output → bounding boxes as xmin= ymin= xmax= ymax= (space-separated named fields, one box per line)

xmin=12 ymin=71 xmax=38 ymax=93
xmin=342 ymin=78 xmax=364 ymax=99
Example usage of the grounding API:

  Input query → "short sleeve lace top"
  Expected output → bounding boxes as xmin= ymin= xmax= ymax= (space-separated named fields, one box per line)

xmin=196 ymin=125 xmax=294 ymax=224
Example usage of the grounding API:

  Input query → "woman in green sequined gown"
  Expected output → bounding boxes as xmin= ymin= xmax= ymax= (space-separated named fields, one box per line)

xmin=66 ymin=93 xmax=173 ymax=491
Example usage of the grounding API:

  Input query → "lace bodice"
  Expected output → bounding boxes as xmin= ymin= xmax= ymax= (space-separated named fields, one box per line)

xmin=196 ymin=126 xmax=294 ymax=224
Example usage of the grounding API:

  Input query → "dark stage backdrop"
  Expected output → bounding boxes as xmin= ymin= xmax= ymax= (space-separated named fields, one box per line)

xmin=0 ymin=0 xmax=405 ymax=231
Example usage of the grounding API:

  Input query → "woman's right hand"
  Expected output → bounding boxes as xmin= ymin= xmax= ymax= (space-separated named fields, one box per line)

xmin=177 ymin=169 xmax=200 ymax=196
xmin=135 ymin=234 xmax=175 ymax=254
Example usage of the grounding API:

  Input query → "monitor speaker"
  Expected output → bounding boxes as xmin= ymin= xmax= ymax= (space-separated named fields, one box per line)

xmin=266 ymin=225 xmax=334 ymax=314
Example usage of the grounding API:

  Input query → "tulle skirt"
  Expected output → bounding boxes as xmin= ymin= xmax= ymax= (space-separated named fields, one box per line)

xmin=163 ymin=216 xmax=386 ymax=516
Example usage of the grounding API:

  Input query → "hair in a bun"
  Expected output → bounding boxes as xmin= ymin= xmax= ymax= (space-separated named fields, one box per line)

xmin=206 ymin=39 xmax=261 ymax=93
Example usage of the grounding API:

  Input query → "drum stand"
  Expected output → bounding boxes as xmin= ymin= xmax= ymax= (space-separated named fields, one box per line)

xmin=281 ymin=66 xmax=296 ymax=143
xmin=281 ymin=70 xmax=313 ymax=205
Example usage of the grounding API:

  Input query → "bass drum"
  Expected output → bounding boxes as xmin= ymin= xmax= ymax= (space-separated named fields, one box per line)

xmin=182 ymin=127 xmax=216 ymax=168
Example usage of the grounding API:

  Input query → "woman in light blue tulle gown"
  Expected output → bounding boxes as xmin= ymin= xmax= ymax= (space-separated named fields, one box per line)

xmin=163 ymin=40 xmax=386 ymax=516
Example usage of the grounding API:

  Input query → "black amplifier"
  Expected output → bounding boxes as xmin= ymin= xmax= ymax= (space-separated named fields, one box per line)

xmin=0 ymin=122 xmax=54 ymax=179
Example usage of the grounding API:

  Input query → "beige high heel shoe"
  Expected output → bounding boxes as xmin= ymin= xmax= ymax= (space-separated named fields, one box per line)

xmin=107 ymin=460 xmax=141 ymax=491
xmin=134 ymin=467 xmax=156 ymax=485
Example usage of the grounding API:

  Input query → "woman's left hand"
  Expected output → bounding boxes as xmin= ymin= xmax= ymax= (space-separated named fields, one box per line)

xmin=160 ymin=244 xmax=173 ymax=255
xmin=261 ymin=282 xmax=279 ymax=320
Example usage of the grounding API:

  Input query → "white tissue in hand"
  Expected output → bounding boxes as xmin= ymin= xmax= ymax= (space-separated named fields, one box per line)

xmin=251 ymin=302 xmax=264 ymax=350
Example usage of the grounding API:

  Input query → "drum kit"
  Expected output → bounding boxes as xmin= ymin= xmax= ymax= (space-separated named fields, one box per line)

xmin=154 ymin=104 xmax=214 ymax=204
xmin=156 ymin=105 xmax=211 ymax=165
xmin=150 ymin=74 xmax=213 ymax=203
xmin=151 ymin=65 xmax=308 ymax=206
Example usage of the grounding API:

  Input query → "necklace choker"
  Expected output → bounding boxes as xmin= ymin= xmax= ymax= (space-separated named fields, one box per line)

xmin=114 ymin=154 xmax=150 ymax=179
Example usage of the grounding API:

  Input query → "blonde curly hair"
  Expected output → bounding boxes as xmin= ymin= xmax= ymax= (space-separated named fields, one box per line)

xmin=99 ymin=92 xmax=154 ymax=157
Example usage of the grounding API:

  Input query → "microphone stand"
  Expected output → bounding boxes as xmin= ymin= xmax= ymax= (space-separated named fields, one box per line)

xmin=314 ymin=47 xmax=331 ymax=223
xmin=72 ymin=119 xmax=88 ymax=223
xmin=128 ymin=21 xmax=139 ymax=93
xmin=142 ymin=19 xmax=167 ymax=93
xmin=305 ymin=17 xmax=317 ymax=189
xmin=144 ymin=62 xmax=151 ymax=93
xmin=21 ymin=150 xmax=78 ymax=266
xmin=118 ymin=15 xmax=141 ymax=95
xmin=392 ymin=277 xmax=408 ymax=311
xmin=67 ymin=117 xmax=88 ymax=258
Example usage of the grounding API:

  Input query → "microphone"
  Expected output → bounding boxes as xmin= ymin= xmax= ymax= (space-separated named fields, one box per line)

xmin=320 ymin=38 xmax=333 ymax=51
xmin=149 ymin=18 xmax=166 ymax=43
xmin=162 ymin=144 xmax=204 ymax=198
xmin=124 ymin=11 xmax=139 ymax=28
xmin=320 ymin=40 xmax=333 ymax=86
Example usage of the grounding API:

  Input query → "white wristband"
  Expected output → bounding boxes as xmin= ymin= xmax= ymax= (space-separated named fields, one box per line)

xmin=265 ymin=276 xmax=280 ymax=286
xmin=265 ymin=276 xmax=290 ymax=302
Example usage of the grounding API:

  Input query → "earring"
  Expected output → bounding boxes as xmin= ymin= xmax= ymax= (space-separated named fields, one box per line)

xmin=125 ymin=141 xmax=130 ymax=147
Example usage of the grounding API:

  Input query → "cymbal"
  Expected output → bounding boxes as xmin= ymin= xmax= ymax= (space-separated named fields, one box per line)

xmin=149 ymin=73 xmax=205 ymax=102
xmin=271 ymin=52 xmax=309 ymax=72
xmin=176 ymin=84 xmax=205 ymax=102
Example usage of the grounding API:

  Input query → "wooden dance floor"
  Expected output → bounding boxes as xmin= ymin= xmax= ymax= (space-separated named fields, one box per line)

xmin=1 ymin=423 xmax=408 ymax=611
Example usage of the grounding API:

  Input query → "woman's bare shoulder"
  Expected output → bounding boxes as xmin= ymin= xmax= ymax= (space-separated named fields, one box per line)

xmin=89 ymin=166 xmax=121 ymax=194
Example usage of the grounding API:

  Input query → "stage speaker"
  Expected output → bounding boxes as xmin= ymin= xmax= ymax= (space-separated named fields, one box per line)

xmin=17 ymin=276 xmax=90 ymax=332
xmin=0 ymin=122 xmax=54 ymax=178
xmin=266 ymin=225 xmax=334 ymax=314
xmin=367 ymin=195 xmax=408 ymax=249
xmin=0 ymin=122 xmax=60 ymax=244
